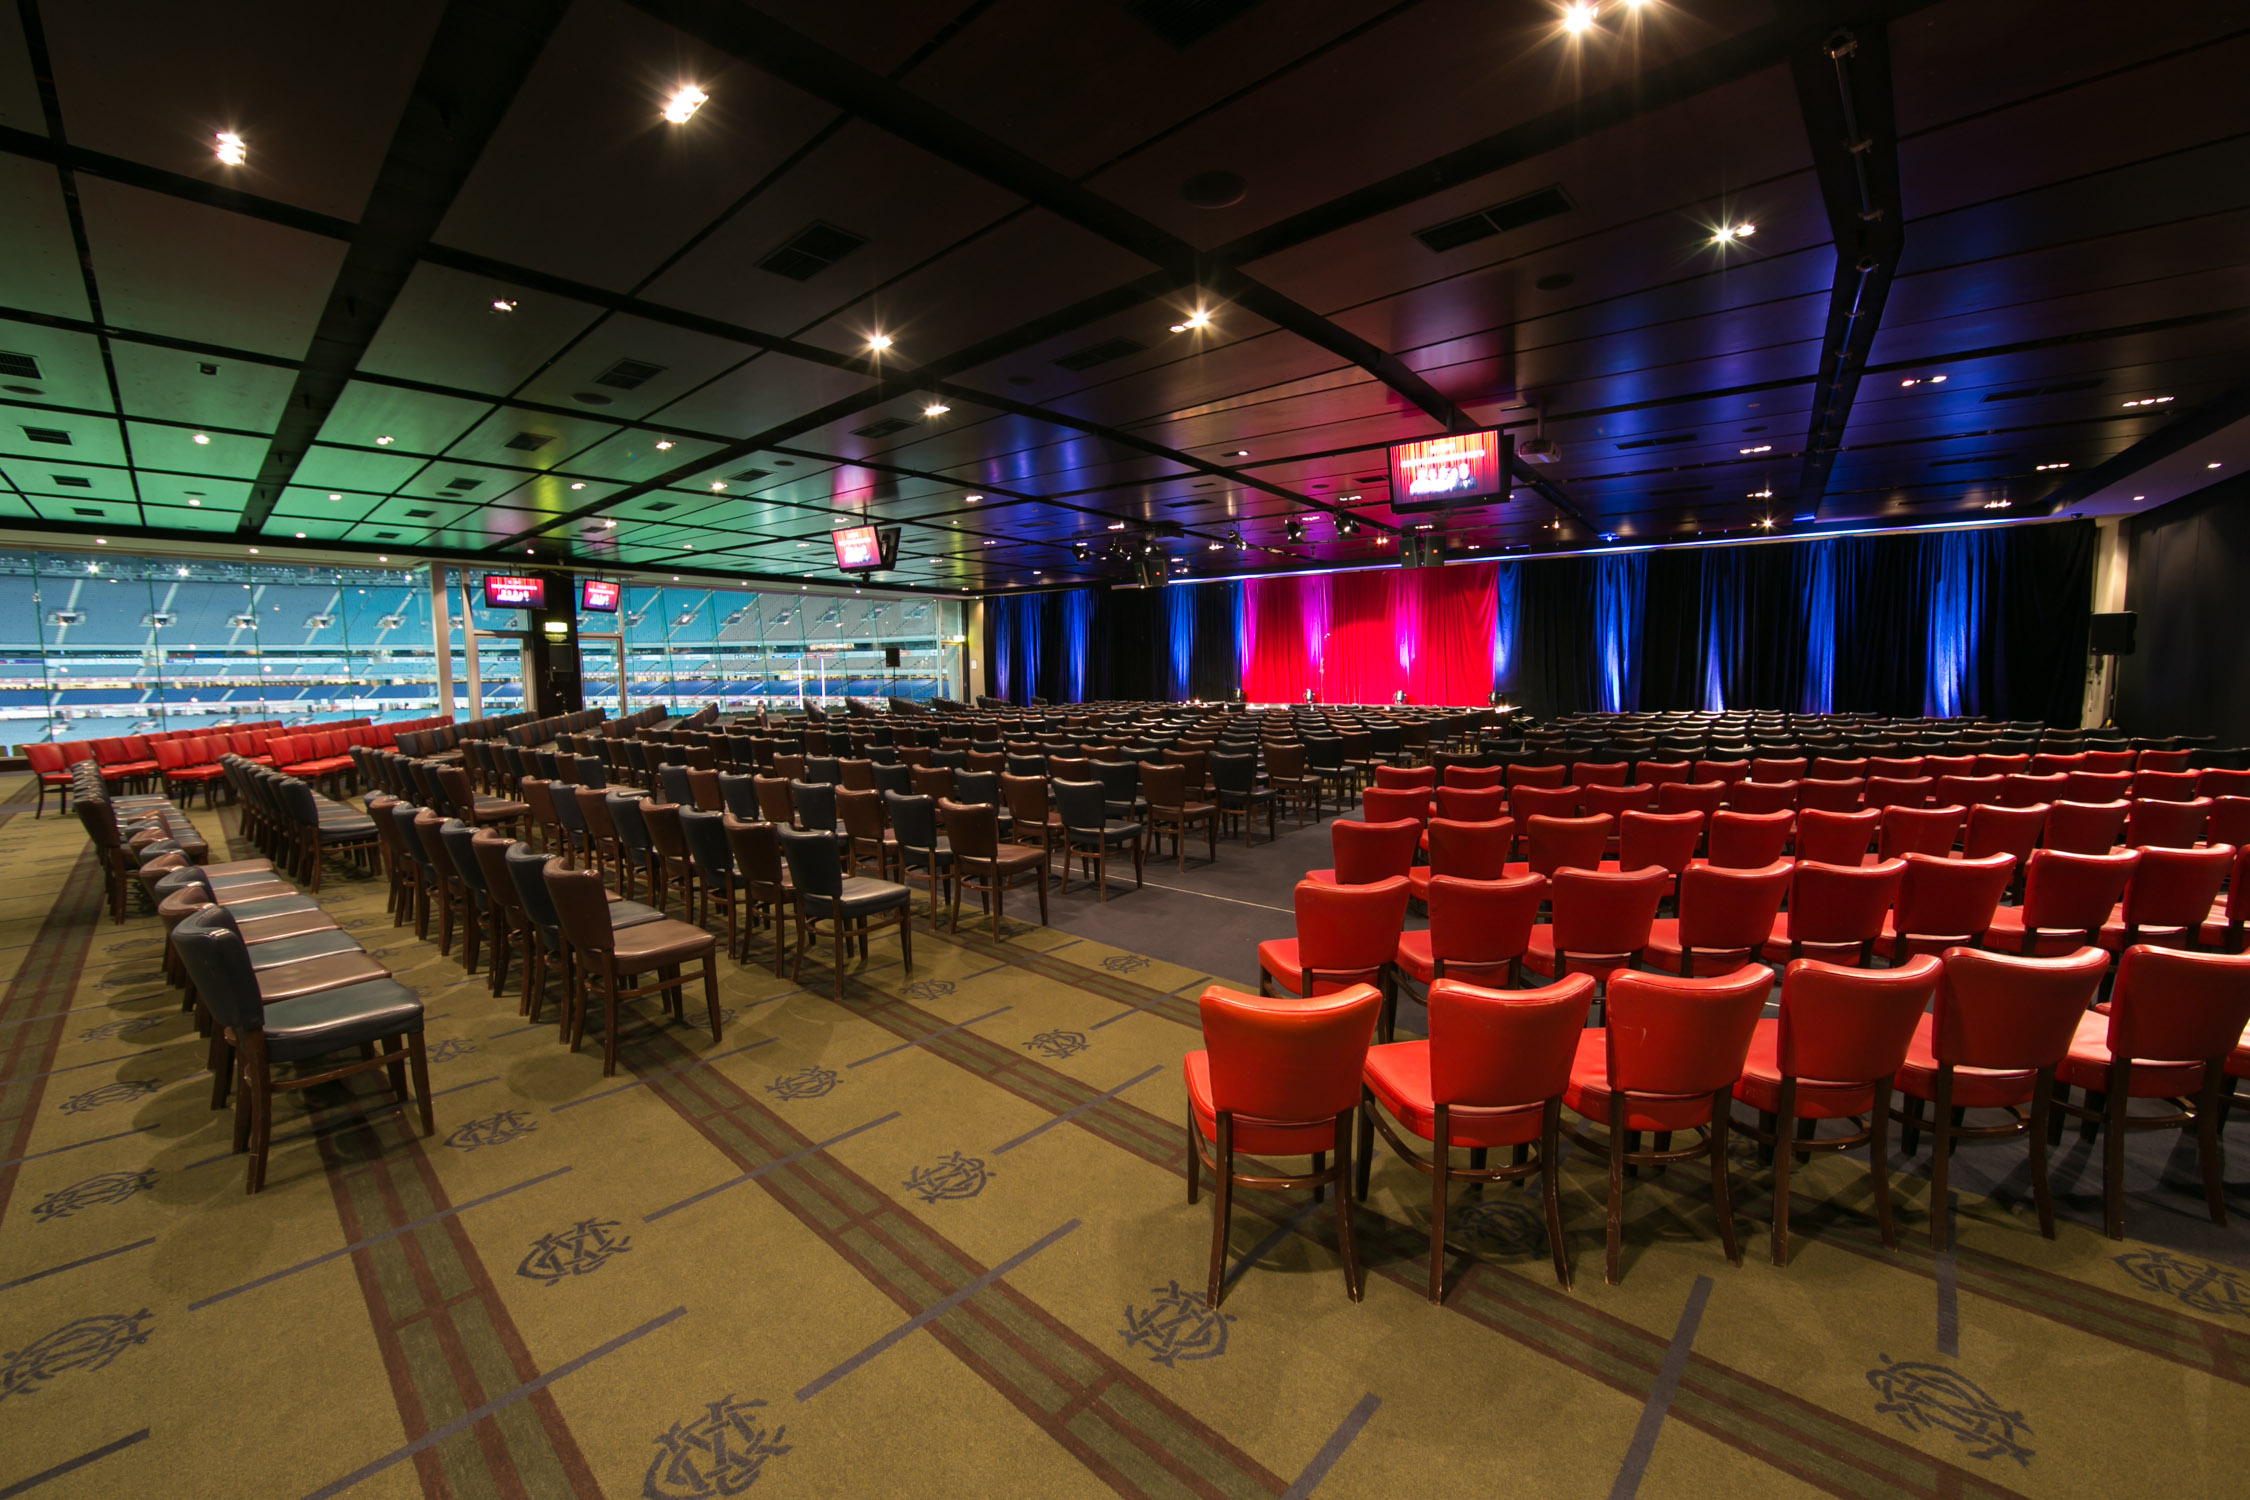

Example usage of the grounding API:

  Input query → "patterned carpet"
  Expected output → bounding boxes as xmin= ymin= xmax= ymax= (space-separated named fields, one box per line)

xmin=1 ymin=775 xmax=2246 ymax=1499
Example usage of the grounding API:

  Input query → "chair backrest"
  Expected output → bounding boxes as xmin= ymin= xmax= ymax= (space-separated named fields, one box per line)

xmin=1198 ymin=983 xmax=1382 ymax=1124
xmin=1442 ymin=763 xmax=1502 ymax=790
xmin=1603 ymin=967 xmax=1773 ymax=1097
xmin=1328 ymin=818 xmax=1421 ymax=884
xmin=1617 ymin=810 xmax=1703 ymax=875
xmin=1573 ymin=761 xmax=1630 ymax=787
xmin=1582 ymin=782 xmax=1654 ymax=819
xmin=1523 ymin=813 xmax=1612 ymax=876
xmin=1424 ymin=874 xmax=1545 ymax=970
xmin=2118 ymin=843 xmax=2234 ymax=928
xmin=2064 ymin=770 xmax=2134 ymax=804
xmin=1547 ymin=865 xmax=1669 ymax=956
xmin=723 ymin=814 xmax=786 ymax=889
xmin=1506 ymin=763 xmax=1567 ymax=789
xmin=2124 ymin=796 xmax=2210 ymax=849
xmin=2020 ymin=847 xmax=2139 ymax=934
xmin=717 ymin=772 xmax=760 ymax=818
xmin=1878 ymin=804 xmax=1964 ymax=861
xmin=1892 ymin=852 xmax=2014 ymax=941
xmin=1707 ymin=809 xmax=1793 ymax=869
xmin=643 ymin=800 xmax=690 ymax=861
xmin=1675 ymin=859 xmax=1793 ymax=951
xmin=953 ymin=769 xmax=1001 ymax=807
xmin=1795 ymin=807 xmax=1880 ymax=865
xmin=1729 ymin=779 xmax=1799 ymax=815
xmin=1424 ymin=817 xmax=1512 ymax=879
xmin=171 ymin=905 xmax=264 ymax=1035
xmin=834 ymin=787 xmax=885 ymax=844
xmin=2212 ymin=797 xmax=2250 ymax=849
xmin=2106 ymin=947 xmax=2250 ymax=1064
xmin=775 ymin=826 xmax=845 ymax=898
xmin=2043 ymin=798 xmax=2128 ymax=854
xmin=754 ymin=775 xmax=798 ymax=825
xmin=1691 ymin=758 xmax=1748 ymax=786
xmin=1292 ymin=875 xmax=1410 ymax=984
xmin=543 ymin=860 xmax=617 ymax=949
xmin=1930 ymin=946 xmax=2108 ymax=1070
xmin=1427 ymin=974 xmax=1595 ymax=1109
xmin=606 ymin=790 xmax=652 ymax=853
xmin=2000 ymin=772 xmax=2067 ymax=807
xmin=1051 ymin=778 xmax=1108 ymax=832
xmin=1963 ymin=802 xmax=2046 ymax=862
xmin=1000 ymin=773 xmax=1050 ymax=824
xmin=1362 ymin=786 xmax=1429 ymax=825
xmin=937 ymin=797 xmax=1000 ymax=859
xmin=1775 ymin=954 xmax=1942 ymax=1082
xmin=790 ymin=779 xmax=838 ymax=831
xmin=471 ymin=830 xmax=522 ymax=916
xmin=1433 ymin=785 xmax=1504 ymax=821
xmin=659 ymin=763 xmax=695 ymax=805
xmin=1786 ymin=858 xmax=1906 ymax=945
xmin=1139 ymin=761 xmax=1188 ymax=811
xmin=1655 ymin=779 xmax=1725 ymax=816
xmin=440 ymin=818 xmax=485 ymax=893
xmin=1374 ymin=764 xmax=1435 ymax=789
xmin=1750 ymin=757 xmax=1807 ymax=783
xmin=1636 ymin=758 xmax=1691 ymax=787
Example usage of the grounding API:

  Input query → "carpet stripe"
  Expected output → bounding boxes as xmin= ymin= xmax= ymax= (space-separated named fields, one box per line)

xmin=0 ymin=1429 xmax=150 ymax=1499
xmin=0 ymin=842 xmax=104 ymax=1227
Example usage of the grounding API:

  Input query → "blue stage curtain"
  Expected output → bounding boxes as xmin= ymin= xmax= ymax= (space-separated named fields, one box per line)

xmin=1059 ymin=589 xmax=1093 ymax=703
xmin=990 ymin=596 xmax=1016 ymax=703
xmin=1491 ymin=561 xmax=1521 ymax=696
xmin=1801 ymin=541 xmax=1836 ymax=713
xmin=1592 ymin=553 xmax=1646 ymax=712
xmin=1165 ymin=584 xmax=1195 ymax=700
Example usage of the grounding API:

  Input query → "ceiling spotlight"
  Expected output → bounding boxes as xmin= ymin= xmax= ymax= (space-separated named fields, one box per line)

xmin=1749 ymin=488 xmax=1773 ymax=499
xmin=1929 ymin=375 xmax=1947 ymax=383
xmin=375 ymin=434 xmax=394 ymax=445
xmin=569 ymin=481 xmax=585 ymax=490
xmin=661 ymin=84 xmax=708 ymax=124
xmin=1710 ymin=222 xmax=1755 ymax=244
xmin=1899 ymin=378 xmax=1919 ymax=388
xmin=186 ymin=498 xmax=201 ymax=507
xmin=490 ymin=299 xmax=517 ymax=314
xmin=866 ymin=333 xmax=892 ymax=353
xmin=1757 ymin=517 xmax=1775 ymax=529
xmin=1169 ymin=308 xmax=1214 ymax=334
xmin=248 ymin=547 xmax=259 ymax=554
xmin=1284 ymin=518 xmax=1305 ymax=543
xmin=1983 ymin=499 xmax=2013 ymax=510
xmin=1106 ymin=521 xmax=1126 ymax=531
xmin=328 ymin=492 xmax=341 ymax=500
xmin=1740 ymin=444 xmax=1772 ymax=455
xmin=1208 ymin=541 xmax=1225 ymax=551
xmin=964 ymin=493 xmax=981 ymax=504
xmin=1228 ymin=529 xmax=1245 ymax=550
xmin=2121 ymin=396 xmax=2175 ymax=407
xmin=1561 ymin=2 xmax=1598 ymax=34
xmin=655 ymin=439 xmax=675 ymax=450
xmin=2209 ymin=462 xmax=2224 ymax=469
xmin=2034 ymin=462 xmax=2070 ymax=472
xmin=1071 ymin=542 xmax=1090 ymax=562
xmin=214 ymin=131 xmax=246 ymax=166
xmin=192 ymin=432 xmax=211 ymax=445
xmin=603 ymin=519 xmax=617 ymax=528
xmin=710 ymin=481 xmax=726 ymax=491
xmin=922 ymin=401 xmax=950 ymax=418
xmin=378 ymin=556 xmax=388 ymax=562
xmin=294 ymin=531 xmax=307 ymax=538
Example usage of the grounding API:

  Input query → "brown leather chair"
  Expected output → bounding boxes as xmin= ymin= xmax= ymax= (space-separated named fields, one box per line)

xmin=723 ymin=815 xmax=796 ymax=975
xmin=938 ymin=798 xmax=1049 ymax=937
xmin=544 ymin=862 xmax=722 ymax=1076
xmin=837 ymin=787 xmax=897 ymax=881
xmin=754 ymin=774 xmax=798 ymax=827
xmin=471 ymin=829 xmax=533 ymax=1004
xmin=775 ymin=827 xmax=914 ymax=1000
xmin=1000 ymin=773 xmax=1064 ymax=859
xmin=519 ymin=777 xmax=563 ymax=853
xmin=1140 ymin=761 xmax=1219 ymax=871
xmin=685 ymin=767 xmax=725 ymax=812
xmin=575 ymin=786 xmax=625 ymax=886
xmin=440 ymin=764 xmax=527 ymax=833
xmin=642 ymin=800 xmax=700 ymax=921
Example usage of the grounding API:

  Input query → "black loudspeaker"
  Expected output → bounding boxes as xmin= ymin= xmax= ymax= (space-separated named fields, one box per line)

xmin=884 ymin=646 xmax=901 ymax=668
xmin=2089 ymin=611 xmax=2137 ymax=656
xmin=1401 ymin=533 xmax=1445 ymax=569
xmin=1134 ymin=551 xmax=1166 ymax=587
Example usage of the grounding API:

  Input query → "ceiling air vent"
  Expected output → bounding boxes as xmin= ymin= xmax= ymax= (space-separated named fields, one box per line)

xmin=1980 ymin=378 xmax=2101 ymax=404
xmin=53 ymin=475 xmax=92 ymax=488
xmin=645 ymin=501 xmax=677 ymax=513
xmin=594 ymin=358 xmax=666 ymax=391
xmin=0 ymin=352 xmax=41 ymax=380
xmin=730 ymin=468 xmax=771 ymax=483
xmin=142 ymin=612 xmax=175 ymax=628
xmin=21 ymin=426 xmax=70 ymax=445
xmin=1614 ymin=433 xmax=1695 ymax=451
xmin=1052 ymin=337 xmax=1146 ymax=373
xmin=47 ymin=610 xmax=83 ymax=626
xmin=850 ymin=417 xmax=915 ymax=440
xmin=1128 ymin=0 xmax=1266 ymax=48
xmin=71 ymin=505 xmax=102 ymax=516
xmin=228 ymin=613 xmax=257 ymax=629
xmin=402 ymin=508 xmax=435 ymax=519
xmin=756 ymin=221 xmax=869 ymax=282
xmin=1413 ymin=185 xmax=1574 ymax=254
xmin=504 ymin=432 xmax=554 ymax=451
xmin=442 ymin=479 xmax=480 ymax=493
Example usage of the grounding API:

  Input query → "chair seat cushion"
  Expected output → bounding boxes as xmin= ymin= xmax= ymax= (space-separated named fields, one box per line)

xmin=1731 ymin=1017 xmax=1878 ymax=1118
xmin=1759 ymin=913 xmax=1877 ymax=962
xmin=1363 ymin=1041 xmax=1547 ymax=1149
xmin=609 ymin=917 xmax=716 ymax=968
xmin=2056 ymin=1011 xmax=2208 ymax=1096
xmin=252 ymin=949 xmax=391 ymax=1003
xmin=224 ymin=907 xmax=339 ymax=941
xmin=602 ymin=895 xmax=666 ymax=928
xmin=1255 ymin=938 xmax=1383 ymax=995
xmin=804 ymin=876 xmax=912 ymax=919
xmin=317 ymin=818 xmax=378 ymax=842
xmin=1563 ymin=1030 xmax=1719 ymax=1132
xmin=1643 ymin=918 xmax=1758 ymax=976
xmin=1519 ymin=926 xmax=1635 ymax=981
xmin=202 ymin=862 xmax=276 ymax=880
xmin=227 ymin=894 xmax=323 ymax=923
xmin=473 ymin=799 xmax=530 ymax=819
xmin=245 ymin=929 xmax=366 ymax=970
xmin=1979 ymin=905 xmax=2096 ymax=956
xmin=1893 ymin=1013 xmax=2039 ymax=1108
xmin=1184 ymin=1049 xmax=1342 ymax=1156
xmin=1067 ymin=821 xmax=1141 ymax=846
xmin=260 ymin=978 xmax=424 ymax=1063
xmin=964 ymin=848 xmax=1045 ymax=877
xmin=212 ymin=879 xmax=305 ymax=906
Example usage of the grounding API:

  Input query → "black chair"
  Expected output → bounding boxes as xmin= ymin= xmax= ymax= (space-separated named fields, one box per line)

xmin=1054 ymin=778 xmax=1142 ymax=901
xmin=872 ymin=762 xmax=913 ymax=797
xmin=505 ymin=842 xmax=664 ymax=1029
xmin=678 ymin=806 xmax=742 ymax=958
xmin=1209 ymin=752 xmax=1277 ymax=847
xmin=775 ymin=827 xmax=914 ymax=1000
xmin=884 ymin=790 xmax=955 ymax=929
xmin=717 ymin=771 xmax=761 ymax=819
xmin=791 ymin=778 xmax=840 ymax=833
xmin=660 ymin=763 xmax=695 ymax=805
xmin=438 ymin=818 xmax=493 ymax=974
xmin=606 ymin=789 xmax=659 ymax=900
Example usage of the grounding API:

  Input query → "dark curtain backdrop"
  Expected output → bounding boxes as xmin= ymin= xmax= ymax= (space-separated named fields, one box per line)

xmin=2118 ymin=474 xmax=2250 ymax=742
xmin=988 ymin=582 xmax=1238 ymax=704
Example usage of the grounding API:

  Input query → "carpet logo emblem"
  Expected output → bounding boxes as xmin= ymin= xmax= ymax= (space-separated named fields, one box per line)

xmin=1866 ymin=1355 xmax=2032 ymax=1465
xmin=1 ymin=1310 xmax=153 ymax=1400
xmin=58 ymin=1079 xmax=161 ymax=1114
xmin=2113 ymin=1248 xmax=2250 ymax=1319
xmin=77 ymin=1015 xmax=166 ymax=1043
xmin=765 ymin=1066 xmax=838 ymax=1102
xmin=1120 ymin=1281 xmax=1233 ymax=1367
xmin=904 ymin=980 xmax=955 ymax=1001
xmin=643 ymin=1395 xmax=790 ymax=1497
xmin=517 ymin=1219 xmax=632 ymax=1285
xmin=903 ymin=1151 xmax=990 ymax=1203
xmin=429 ymin=1037 xmax=478 ymax=1064
xmin=1452 ymin=1197 xmax=1545 ymax=1257
xmin=445 ymin=1109 xmax=538 ymax=1151
xmin=1023 ymin=1029 xmax=1087 ymax=1060
xmin=31 ymin=1169 xmax=158 ymax=1223
xmin=1100 ymin=954 xmax=1152 ymax=974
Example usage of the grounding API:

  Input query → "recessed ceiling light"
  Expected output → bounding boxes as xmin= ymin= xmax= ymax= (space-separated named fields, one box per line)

xmin=1106 ymin=521 xmax=1126 ymax=530
xmin=375 ymin=435 xmax=394 ymax=445
xmin=603 ymin=519 xmax=617 ymax=528
xmin=378 ymin=556 xmax=388 ymax=562
xmin=294 ymin=531 xmax=306 ymax=538
xmin=328 ymin=492 xmax=341 ymax=500
xmin=570 ymin=482 xmax=585 ymax=490
xmin=2035 ymin=461 xmax=2070 ymax=471
xmin=964 ymin=494 xmax=981 ymax=503
xmin=2209 ymin=462 xmax=2224 ymax=469
xmin=186 ymin=498 xmax=201 ymax=507
xmin=1740 ymin=444 xmax=1771 ymax=454
xmin=192 ymin=432 xmax=210 ymax=445
xmin=1561 ymin=1 xmax=1597 ymax=33
xmin=1983 ymin=499 xmax=2013 ymax=510
xmin=982 ymin=540 xmax=997 ymax=546
xmin=248 ymin=547 xmax=259 ymax=554
xmin=655 ymin=439 xmax=675 ymax=451
xmin=490 ymin=299 xmax=517 ymax=314
xmin=2133 ymin=495 xmax=2146 ymax=502
xmin=94 ymin=537 xmax=106 ymax=545
xmin=1929 ymin=375 xmax=1946 ymax=383
xmin=866 ymin=333 xmax=892 ymax=352
xmin=214 ymin=131 xmax=246 ymax=166
xmin=1710 ymin=222 xmax=1755 ymax=244
xmin=661 ymin=84 xmax=708 ymax=124
xmin=1170 ymin=307 xmax=1215 ymax=333
xmin=1899 ymin=378 xmax=1919 ymax=388
xmin=2122 ymin=397 xmax=2175 ymax=407
xmin=1748 ymin=488 xmax=1773 ymax=499
xmin=710 ymin=481 xmax=726 ymax=491
xmin=923 ymin=402 xmax=950 ymax=418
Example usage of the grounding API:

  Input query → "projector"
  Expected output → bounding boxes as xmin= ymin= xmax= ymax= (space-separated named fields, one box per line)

xmin=1518 ymin=436 xmax=1562 ymax=465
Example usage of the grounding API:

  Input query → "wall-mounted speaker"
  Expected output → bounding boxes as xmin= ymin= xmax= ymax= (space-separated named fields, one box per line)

xmin=884 ymin=646 xmax=901 ymax=668
xmin=2089 ymin=611 xmax=2137 ymax=656
xmin=1134 ymin=551 xmax=1167 ymax=587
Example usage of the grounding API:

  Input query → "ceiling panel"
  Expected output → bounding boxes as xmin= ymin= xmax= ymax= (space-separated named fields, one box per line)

xmin=0 ymin=156 xmax=91 ymax=321
xmin=358 ymin=262 xmax=605 ymax=394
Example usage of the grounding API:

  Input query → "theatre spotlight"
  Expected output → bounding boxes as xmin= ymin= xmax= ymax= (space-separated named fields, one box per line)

xmin=1071 ymin=541 xmax=1090 ymax=562
xmin=1283 ymin=517 xmax=1305 ymax=543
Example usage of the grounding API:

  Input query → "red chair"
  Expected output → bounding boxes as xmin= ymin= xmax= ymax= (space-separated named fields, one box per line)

xmin=1884 ymin=852 xmax=2014 ymax=959
xmin=1864 ymin=776 xmax=1933 ymax=810
xmin=1510 ymin=813 xmax=1613 ymax=877
xmin=1895 ymin=945 xmax=2108 ymax=1249
xmin=1922 ymin=755 xmax=1977 ymax=780
xmin=1362 ymin=786 xmax=1429 ymax=826
xmin=1637 ymin=759 xmax=1690 ymax=790
xmin=1795 ymin=807 xmax=1880 ymax=866
xmin=1735 ymin=955 xmax=1942 ymax=1264
xmin=1521 ymin=866 xmax=1670 ymax=982
xmin=1877 ymin=804 xmax=1963 ymax=861
xmin=2082 ymin=749 xmax=2137 ymax=774
xmin=2001 ymin=772 xmax=2067 ymax=807
xmin=1692 ymin=758 xmax=1749 ymax=788
xmin=1730 ymin=779 xmax=1798 ymax=815
xmin=1707 ymin=809 xmax=1792 ymax=868
xmin=1646 ymin=859 xmax=1792 ymax=977
xmin=1442 ymin=764 xmax=1503 ymax=790
xmin=1185 ymin=984 xmax=1381 ymax=1307
xmin=1867 ymin=755 xmax=1924 ymax=780
xmin=1305 ymin=817 xmax=1422 ymax=886
xmin=1810 ymin=756 xmax=1869 ymax=781
xmin=1975 ymin=753 xmax=2032 ymax=778
xmin=2209 ymin=797 xmax=2250 ymax=849
xmin=2197 ymin=769 xmax=2250 ymax=801
xmin=2137 ymin=748 xmax=2193 ymax=773
xmin=1609 ymin=810 xmax=1703 ymax=886
xmin=1359 ymin=974 xmax=1593 ymax=1298
xmin=1394 ymin=874 xmax=1545 ymax=992
xmin=2051 ymin=947 xmax=2250 ymax=1238
xmin=2132 ymin=770 xmax=2201 ymax=802
xmin=1583 ymin=782 xmax=1654 ymax=821
xmin=1797 ymin=777 xmax=1865 ymax=813
xmin=1564 ymin=965 xmax=1774 ymax=1283
xmin=2029 ymin=752 xmax=2084 ymax=776
xmin=1750 ymin=757 xmax=1807 ymax=783
xmin=1432 ymin=785 xmax=1504 ymax=823
xmin=2099 ymin=844 xmax=2233 ymax=953
xmin=1963 ymin=802 xmax=2046 ymax=864
xmin=1572 ymin=760 xmax=1629 ymax=787
xmin=2200 ymin=845 xmax=2250 ymax=953
xmin=2124 ymin=796 xmax=2210 ymax=849
xmin=2043 ymin=799 xmax=2128 ymax=855
xmin=1762 ymin=859 xmax=1905 ymax=966
xmin=2064 ymin=770 xmax=2134 ymax=804
xmin=1258 ymin=876 xmax=1410 ymax=1017
xmin=1510 ymin=784 xmax=1583 ymax=821
xmin=1408 ymin=818 xmax=1512 ymax=901
xmin=1373 ymin=764 xmax=1435 ymax=790
xmin=24 ymin=742 xmax=72 ymax=817
xmin=1934 ymin=774 xmax=2003 ymax=809
xmin=1983 ymin=848 xmax=2140 ymax=955
xmin=1656 ymin=780 xmax=1725 ymax=817
xmin=1505 ymin=763 xmax=1568 ymax=789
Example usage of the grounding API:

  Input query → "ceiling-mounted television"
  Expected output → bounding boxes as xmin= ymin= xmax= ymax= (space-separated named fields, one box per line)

xmin=1386 ymin=429 xmax=1511 ymax=513
xmin=833 ymin=524 xmax=900 ymax=572
xmin=482 ymin=574 xmax=546 ymax=609
xmin=578 ymin=578 xmax=621 ymax=613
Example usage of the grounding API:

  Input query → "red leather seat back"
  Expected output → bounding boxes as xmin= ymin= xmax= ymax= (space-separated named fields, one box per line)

xmin=2021 ymin=847 xmax=2140 ymax=931
xmin=1328 ymin=818 xmax=1421 ymax=885
xmin=1931 ymin=946 xmax=2107 ymax=1070
xmin=1677 ymin=859 xmax=1793 ymax=950
xmin=1425 ymin=875 xmax=1544 ymax=968
xmin=1425 ymin=818 xmax=1512 ymax=879
xmin=1428 ymin=974 xmax=1591 ymax=1109
xmin=1603 ymin=967 xmax=1773 ymax=1097
xmin=1787 ymin=858 xmax=1906 ymax=945
xmin=1199 ymin=983 xmax=1381 ymax=1124
xmin=1776 ymin=955 xmax=1941 ymax=1082
xmin=1618 ymin=810 xmax=1702 ymax=874
xmin=1708 ymin=809 xmax=1794 ymax=868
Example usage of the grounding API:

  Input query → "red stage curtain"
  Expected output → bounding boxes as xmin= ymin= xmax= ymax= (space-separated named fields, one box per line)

xmin=1238 ymin=562 xmax=1496 ymax=704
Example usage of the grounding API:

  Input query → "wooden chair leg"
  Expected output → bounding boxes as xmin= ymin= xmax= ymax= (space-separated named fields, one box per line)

xmin=1711 ymin=1090 xmax=1740 ymax=1265
xmin=2028 ymin=1066 xmax=2057 ymax=1239
xmin=1207 ymin=1114 xmax=1234 ymax=1308
xmin=1606 ymin=1092 xmax=1628 ymax=1285
xmin=1929 ymin=1070 xmax=1954 ymax=1251
xmin=1429 ymin=1106 xmax=1449 ymax=1304
xmin=2102 ymin=1057 xmax=2130 ymax=1239
xmin=1869 ymin=1078 xmax=1896 ymax=1249
xmin=1541 ymin=1102 xmax=1570 ymax=1289
xmin=1769 ymin=1079 xmax=1795 ymax=1267
xmin=1334 ymin=1110 xmax=1361 ymax=1302
xmin=1185 ymin=1108 xmax=1201 ymax=1204
xmin=2198 ymin=1059 xmax=2228 ymax=1227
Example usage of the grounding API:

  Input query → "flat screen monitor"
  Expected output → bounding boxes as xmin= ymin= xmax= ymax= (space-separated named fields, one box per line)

xmin=482 ymin=574 xmax=545 ymax=609
xmin=1386 ymin=429 xmax=1511 ymax=512
xmin=578 ymin=578 xmax=620 ymax=613
xmin=833 ymin=524 xmax=899 ymax=571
